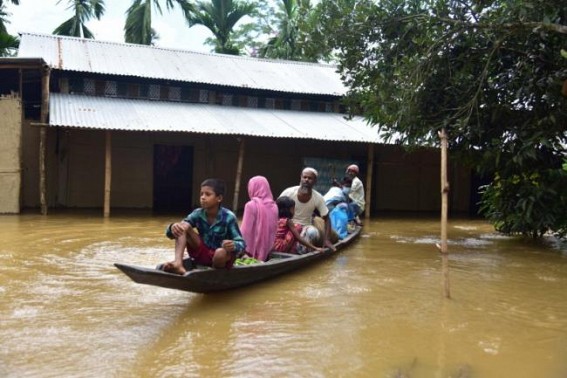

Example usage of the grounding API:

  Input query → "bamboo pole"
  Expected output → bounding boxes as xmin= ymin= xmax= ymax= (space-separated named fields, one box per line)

xmin=438 ymin=129 xmax=451 ymax=299
xmin=39 ymin=67 xmax=50 ymax=215
xmin=103 ymin=131 xmax=112 ymax=217
xmin=365 ymin=143 xmax=374 ymax=220
xmin=232 ymin=138 xmax=245 ymax=212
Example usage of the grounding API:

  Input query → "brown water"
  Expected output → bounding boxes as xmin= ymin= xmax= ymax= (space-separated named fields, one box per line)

xmin=1 ymin=211 xmax=566 ymax=378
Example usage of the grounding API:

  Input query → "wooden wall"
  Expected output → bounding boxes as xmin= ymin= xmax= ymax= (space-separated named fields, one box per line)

xmin=19 ymin=127 xmax=471 ymax=215
xmin=0 ymin=96 xmax=22 ymax=213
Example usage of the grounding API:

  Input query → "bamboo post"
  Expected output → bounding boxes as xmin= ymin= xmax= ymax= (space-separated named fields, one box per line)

xmin=103 ymin=131 xmax=112 ymax=217
xmin=232 ymin=138 xmax=245 ymax=212
xmin=365 ymin=143 xmax=374 ymax=220
xmin=39 ymin=67 xmax=50 ymax=215
xmin=438 ymin=129 xmax=451 ymax=299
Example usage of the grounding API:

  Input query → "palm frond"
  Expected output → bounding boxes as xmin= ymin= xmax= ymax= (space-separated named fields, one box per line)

xmin=125 ymin=0 xmax=152 ymax=44
xmin=53 ymin=17 xmax=81 ymax=37
xmin=187 ymin=0 xmax=256 ymax=55
xmin=0 ymin=31 xmax=19 ymax=56
xmin=53 ymin=0 xmax=105 ymax=38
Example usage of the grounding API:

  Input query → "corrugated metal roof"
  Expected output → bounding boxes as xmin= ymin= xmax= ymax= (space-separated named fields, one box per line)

xmin=49 ymin=93 xmax=387 ymax=144
xmin=18 ymin=33 xmax=347 ymax=96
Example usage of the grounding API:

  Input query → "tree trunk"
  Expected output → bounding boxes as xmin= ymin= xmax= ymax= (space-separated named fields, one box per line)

xmin=39 ymin=67 xmax=50 ymax=215
xmin=232 ymin=138 xmax=245 ymax=213
xmin=104 ymin=131 xmax=112 ymax=217
xmin=438 ymin=128 xmax=451 ymax=299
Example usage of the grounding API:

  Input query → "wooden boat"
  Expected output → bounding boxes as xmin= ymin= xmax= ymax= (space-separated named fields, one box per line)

xmin=114 ymin=226 xmax=361 ymax=293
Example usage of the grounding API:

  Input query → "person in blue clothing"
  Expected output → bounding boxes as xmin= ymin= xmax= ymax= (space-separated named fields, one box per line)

xmin=323 ymin=176 xmax=353 ymax=212
xmin=162 ymin=178 xmax=246 ymax=275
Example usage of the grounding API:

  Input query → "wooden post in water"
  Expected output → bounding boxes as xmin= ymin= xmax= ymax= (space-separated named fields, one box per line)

xmin=104 ymin=131 xmax=112 ymax=217
xmin=39 ymin=67 xmax=50 ymax=215
xmin=365 ymin=143 xmax=374 ymax=220
xmin=232 ymin=138 xmax=245 ymax=212
xmin=438 ymin=129 xmax=451 ymax=299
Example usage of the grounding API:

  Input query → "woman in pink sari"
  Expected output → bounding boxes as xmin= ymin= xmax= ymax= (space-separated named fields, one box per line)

xmin=240 ymin=176 xmax=279 ymax=261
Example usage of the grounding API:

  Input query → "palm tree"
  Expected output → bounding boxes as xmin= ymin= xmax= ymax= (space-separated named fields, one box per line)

xmin=0 ymin=29 xmax=18 ymax=56
xmin=186 ymin=0 xmax=256 ymax=55
xmin=0 ymin=0 xmax=19 ymax=56
xmin=259 ymin=0 xmax=299 ymax=60
xmin=0 ymin=0 xmax=18 ymax=33
xmin=124 ymin=0 xmax=194 ymax=45
xmin=53 ymin=0 xmax=106 ymax=39
xmin=259 ymin=0 xmax=327 ymax=62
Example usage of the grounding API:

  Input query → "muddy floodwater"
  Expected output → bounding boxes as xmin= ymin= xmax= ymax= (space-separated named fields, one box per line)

xmin=1 ymin=211 xmax=566 ymax=378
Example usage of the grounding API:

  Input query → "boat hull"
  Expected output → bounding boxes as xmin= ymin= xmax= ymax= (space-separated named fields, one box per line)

xmin=114 ymin=226 xmax=361 ymax=293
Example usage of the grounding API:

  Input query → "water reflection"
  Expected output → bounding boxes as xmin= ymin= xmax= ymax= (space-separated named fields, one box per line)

xmin=0 ymin=212 xmax=566 ymax=377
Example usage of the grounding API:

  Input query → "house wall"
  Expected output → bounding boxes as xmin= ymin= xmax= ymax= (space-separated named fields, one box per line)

xmin=0 ymin=95 xmax=22 ymax=213
xmin=21 ymin=119 xmax=53 ymax=209
xmin=374 ymin=145 xmax=470 ymax=213
xmin=20 ymin=127 xmax=471 ymax=215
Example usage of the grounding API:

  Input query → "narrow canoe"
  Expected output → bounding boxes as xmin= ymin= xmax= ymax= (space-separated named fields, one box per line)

xmin=114 ymin=226 xmax=361 ymax=293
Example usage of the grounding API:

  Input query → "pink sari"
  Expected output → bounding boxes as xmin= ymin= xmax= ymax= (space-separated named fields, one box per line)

xmin=240 ymin=176 xmax=278 ymax=261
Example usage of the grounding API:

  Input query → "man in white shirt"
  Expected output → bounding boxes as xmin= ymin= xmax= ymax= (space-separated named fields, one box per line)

xmin=279 ymin=167 xmax=336 ymax=251
xmin=346 ymin=164 xmax=365 ymax=225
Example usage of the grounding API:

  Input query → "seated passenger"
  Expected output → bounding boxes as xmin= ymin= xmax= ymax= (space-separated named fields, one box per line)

xmin=329 ymin=203 xmax=349 ymax=240
xmin=323 ymin=176 xmax=353 ymax=212
xmin=272 ymin=196 xmax=324 ymax=254
xmin=162 ymin=178 xmax=245 ymax=275
xmin=345 ymin=164 xmax=365 ymax=225
xmin=279 ymin=167 xmax=335 ymax=251
xmin=240 ymin=176 xmax=278 ymax=261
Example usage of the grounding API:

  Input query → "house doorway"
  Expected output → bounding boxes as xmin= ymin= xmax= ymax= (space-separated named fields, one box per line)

xmin=153 ymin=145 xmax=193 ymax=213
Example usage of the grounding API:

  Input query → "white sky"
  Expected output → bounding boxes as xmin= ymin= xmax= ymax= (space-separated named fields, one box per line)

xmin=4 ymin=0 xmax=215 ymax=52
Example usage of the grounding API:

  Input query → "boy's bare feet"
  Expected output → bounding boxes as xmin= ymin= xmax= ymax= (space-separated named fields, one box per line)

xmin=162 ymin=261 xmax=187 ymax=275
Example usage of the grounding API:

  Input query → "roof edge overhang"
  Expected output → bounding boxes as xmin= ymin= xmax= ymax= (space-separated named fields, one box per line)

xmin=0 ymin=57 xmax=48 ymax=70
xmin=49 ymin=69 xmax=344 ymax=100
xmin=48 ymin=93 xmax=387 ymax=145
xmin=17 ymin=32 xmax=347 ymax=97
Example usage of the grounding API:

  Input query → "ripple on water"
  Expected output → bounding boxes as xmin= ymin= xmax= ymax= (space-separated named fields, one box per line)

xmin=536 ymin=274 xmax=558 ymax=282
xmin=455 ymin=237 xmax=493 ymax=248
xmin=11 ymin=306 xmax=40 ymax=318
xmin=391 ymin=234 xmax=497 ymax=250
xmin=478 ymin=338 xmax=501 ymax=355
xmin=479 ymin=232 xmax=513 ymax=240
xmin=390 ymin=234 xmax=439 ymax=244
xmin=453 ymin=225 xmax=479 ymax=231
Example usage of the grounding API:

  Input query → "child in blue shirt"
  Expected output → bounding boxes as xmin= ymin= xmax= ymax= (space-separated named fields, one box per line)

xmin=162 ymin=178 xmax=246 ymax=274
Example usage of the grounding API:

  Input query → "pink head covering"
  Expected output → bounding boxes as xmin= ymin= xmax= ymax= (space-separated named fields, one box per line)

xmin=346 ymin=164 xmax=359 ymax=175
xmin=240 ymin=176 xmax=278 ymax=261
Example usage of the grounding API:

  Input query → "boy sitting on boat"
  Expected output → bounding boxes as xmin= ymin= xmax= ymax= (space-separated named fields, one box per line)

xmin=162 ymin=178 xmax=246 ymax=275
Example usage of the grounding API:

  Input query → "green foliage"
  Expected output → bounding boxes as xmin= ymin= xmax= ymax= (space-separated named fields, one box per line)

xmin=258 ymin=0 xmax=333 ymax=62
xmin=53 ymin=0 xmax=106 ymax=38
xmin=0 ymin=29 xmax=18 ymax=56
xmin=0 ymin=2 xmax=10 ymax=34
xmin=229 ymin=1 xmax=276 ymax=56
xmin=125 ymin=0 xmax=193 ymax=45
xmin=480 ymin=169 xmax=567 ymax=238
xmin=318 ymin=0 xmax=567 ymax=237
xmin=0 ymin=0 xmax=18 ymax=56
xmin=187 ymin=0 xmax=256 ymax=55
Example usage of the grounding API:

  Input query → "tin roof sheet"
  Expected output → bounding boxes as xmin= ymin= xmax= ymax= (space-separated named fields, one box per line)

xmin=18 ymin=33 xmax=347 ymax=96
xmin=49 ymin=93 xmax=387 ymax=144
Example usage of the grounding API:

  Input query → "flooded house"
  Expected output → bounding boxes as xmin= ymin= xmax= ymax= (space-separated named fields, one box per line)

xmin=0 ymin=33 xmax=472 ymax=216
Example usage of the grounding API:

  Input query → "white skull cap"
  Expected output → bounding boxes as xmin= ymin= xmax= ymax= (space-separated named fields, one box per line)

xmin=302 ymin=167 xmax=318 ymax=177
